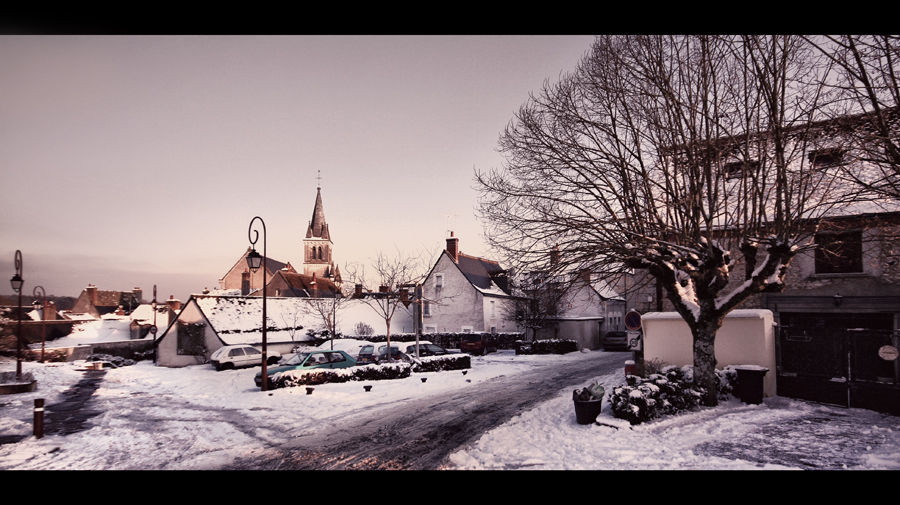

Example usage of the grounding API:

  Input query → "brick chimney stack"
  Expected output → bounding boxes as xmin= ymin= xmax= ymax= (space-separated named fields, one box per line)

xmin=241 ymin=270 xmax=250 ymax=296
xmin=446 ymin=231 xmax=459 ymax=262
xmin=354 ymin=284 xmax=363 ymax=298
xmin=86 ymin=284 xmax=98 ymax=305
xmin=132 ymin=287 xmax=143 ymax=304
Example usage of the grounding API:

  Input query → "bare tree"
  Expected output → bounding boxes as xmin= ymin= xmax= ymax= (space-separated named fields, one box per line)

xmin=803 ymin=35 xmax=900 ymax=199
xmin=347 ymin=251 xmax=428 ymax=362
xmin=476 ymin=35 xmax=857 ymax=406
xmin=303 ymin=281 xmax=355 ymax=350
xmin=505 ymin=268 xmax=567 ymax=341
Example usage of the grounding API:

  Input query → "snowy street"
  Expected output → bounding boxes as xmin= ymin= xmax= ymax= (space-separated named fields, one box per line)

xmin=1 ymin=349 xmax=900 ymax=470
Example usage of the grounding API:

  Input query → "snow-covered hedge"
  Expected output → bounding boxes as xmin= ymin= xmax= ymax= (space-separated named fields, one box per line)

xmin=609 ymin=366 xmax=735 ymax=425
xmin=269 ymin=354 xmax=470 ymax=389
xmin=515 ymin=339 xmax=578 ymax=355
xmin=410 ymin=354 xmax=470 ymax=372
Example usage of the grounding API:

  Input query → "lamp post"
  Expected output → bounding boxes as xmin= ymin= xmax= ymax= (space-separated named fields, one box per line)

xmin=10 ymin=250 xmax=23 ymax=379
xmin=32 ymin=286 xmax=46 ymax=363
xmin=247 ymin=217 xmax=268 ymax=391
xmin=150 ymin=285 xmax=158 ymax=364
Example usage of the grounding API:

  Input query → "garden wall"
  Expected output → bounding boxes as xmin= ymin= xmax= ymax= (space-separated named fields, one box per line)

xmin=641 ymin=309 xmax=777 ymax=397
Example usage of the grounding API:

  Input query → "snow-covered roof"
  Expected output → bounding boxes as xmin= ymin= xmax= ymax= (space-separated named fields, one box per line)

xmin=642 ymin=309 xmax=773 ymax=320
xmin=185 ymin=295 xmax=414 ymax=345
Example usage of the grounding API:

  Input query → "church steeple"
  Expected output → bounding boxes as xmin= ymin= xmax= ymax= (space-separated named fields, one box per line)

xmin=303 ymin=182 xmax=336 ymax=282
xmin=306 ymin=187 xmax=330 ymax=240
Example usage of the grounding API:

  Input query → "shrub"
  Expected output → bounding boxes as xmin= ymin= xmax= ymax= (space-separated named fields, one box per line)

xmin=609 ymin=365 xmax=731 ymax=425
xmin=271 ymin=362 xmax=413 ymax=388
xmin=515 ymin=339 xmax=578 ymax=355
xmin=410 ymin=354 xmax=471 ymax=372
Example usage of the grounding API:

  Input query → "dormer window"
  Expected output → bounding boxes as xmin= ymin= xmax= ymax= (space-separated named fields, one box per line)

xmin=808 ymin=148 xmax=845 ymax=169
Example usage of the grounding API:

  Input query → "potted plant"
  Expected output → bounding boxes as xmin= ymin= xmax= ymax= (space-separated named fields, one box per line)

xmin=573 ymin=381 xmax=605 ymax=425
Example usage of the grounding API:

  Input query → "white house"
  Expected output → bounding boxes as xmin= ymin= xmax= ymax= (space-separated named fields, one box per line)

xmin=420 ymin=233 xmax=521 ymax=335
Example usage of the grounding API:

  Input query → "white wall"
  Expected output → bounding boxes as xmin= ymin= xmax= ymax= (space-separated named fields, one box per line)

xmin=641 ymin=309 xmax=777 ymax=397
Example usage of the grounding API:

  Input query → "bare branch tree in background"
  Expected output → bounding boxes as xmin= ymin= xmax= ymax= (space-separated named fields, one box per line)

xmin=803 ymin=35 xmax=900 ymax=199
xmin=476 ymin=35 xmax=857 ymax=406
xmin=347 ymin=251 xmax=428 ymax=362
xmin=303 ymin=281 xmax=355 ymax=350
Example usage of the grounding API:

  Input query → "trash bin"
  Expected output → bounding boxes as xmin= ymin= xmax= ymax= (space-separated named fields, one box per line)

xmin=624 ymin=360 xmax=637 ymax=377
xmin=573 ymin=399 xmax=604 ymax=425
xmin=734 ymin=365 xmax=769 ymax=404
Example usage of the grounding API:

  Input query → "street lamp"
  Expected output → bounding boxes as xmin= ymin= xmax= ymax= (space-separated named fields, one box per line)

xmin=247 ymin=216 xmax=268 ymax=391
xmin=151 ymin=285 xmax=158 ymax=364
xmin=10 ymin=250 xmax=23 ymax=379
xmin=33 ymin=286 xmax=46 ymax=363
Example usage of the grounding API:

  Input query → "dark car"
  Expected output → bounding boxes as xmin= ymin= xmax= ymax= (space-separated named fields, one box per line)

xmin=460 ymin=333 xmax=498 ymax=355
xmin=356 ymin=345 xmax=378 ymax=365
xmin=404 ymin=342 xmax=454 ymax=357
xmin=376 ymin=345 xmax=411 ymax=363
xmin=603 ymin=331 xmax=630 ymax=351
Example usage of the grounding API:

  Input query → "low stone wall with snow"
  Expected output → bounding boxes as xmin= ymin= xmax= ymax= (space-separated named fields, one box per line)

xmin=641 ymin=309 xmax=777 ymax=397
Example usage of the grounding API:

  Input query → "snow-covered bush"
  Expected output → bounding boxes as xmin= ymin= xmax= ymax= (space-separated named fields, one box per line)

xmin=410 ymin=354 xmax=471 ymax=373
xmin=271 ymin=362 xmax=413 ymax=388
xmin=515 ymin=339 xmax=577 ymax=355
xmin=610 ymin=365 xmax=732 ymax=425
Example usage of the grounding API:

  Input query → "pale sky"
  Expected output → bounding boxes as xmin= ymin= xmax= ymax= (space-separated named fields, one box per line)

xmin=0 ymin=35 xmax=596 ymax=303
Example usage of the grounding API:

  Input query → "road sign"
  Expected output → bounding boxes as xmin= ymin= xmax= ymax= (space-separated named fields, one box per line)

xmin=626 ymin=330 xmax=642 ymax=351
xmin=625 ymin=310 xmax=642 ymax=331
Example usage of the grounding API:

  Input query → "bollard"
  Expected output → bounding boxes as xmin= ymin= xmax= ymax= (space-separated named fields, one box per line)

xmin=34 ymin=399 xmax=44 ymax=439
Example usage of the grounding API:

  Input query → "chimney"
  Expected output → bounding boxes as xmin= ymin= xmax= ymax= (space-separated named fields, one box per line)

xmin=132 ymin=287 xmax=143 ymax=304
xmin=86 ymin=284 xmax=98 ymax=305
xmin=400 ymin=288 xmax=409 ymax=307
xmin=45 ymin=301 xmax=57 ymax=321
xmin=311 ymin=273 xmax=318 ymax=298
xmin=550 ymin=245 xmax=560 ymax=267
xmin=166 ymin=295 xmax=182 ymax=323
xmin=166 ymin=295 xmax=182 ymax=312
xmin=379 ymin=285 xmax=389 ymax=293
xmin=446 ymin=231 xmax=459 ymax=262
xmin=115 ymin=305 xmax=126 ymax=316
xmin=579 ymin=269 xmax=591 ymax=283
xmin=354 ymin=284 xmax=363 ymax=299
xmin=241 ymin=270 xmax=250 ymax=296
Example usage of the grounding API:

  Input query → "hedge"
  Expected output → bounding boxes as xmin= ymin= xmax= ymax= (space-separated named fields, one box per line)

xmin=269 ymin=353 xmax=470 ymax=389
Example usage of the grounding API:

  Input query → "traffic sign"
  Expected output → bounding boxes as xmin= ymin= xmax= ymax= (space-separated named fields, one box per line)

xmin=625 ymin=310 xmax=642 ymax=331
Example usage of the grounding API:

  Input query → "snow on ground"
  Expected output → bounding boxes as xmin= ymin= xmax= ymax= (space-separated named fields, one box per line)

xmin=1 ymin=340 xmax=900 ymax=469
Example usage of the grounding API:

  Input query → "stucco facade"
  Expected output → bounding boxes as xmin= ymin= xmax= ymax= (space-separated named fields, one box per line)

xmin=421 ymin=235 xmax=520 ymax=334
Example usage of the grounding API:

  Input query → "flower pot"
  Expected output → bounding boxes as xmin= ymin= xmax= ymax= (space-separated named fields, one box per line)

xmin=573 ymin=399 xmax=603 ymax=425
xmin=364 ymin=385 xmax=372 ymax=392
xmin=306 ymin=387 xmax=314 ymax=395
xmin=421 ymin=377 xmax=427 ymax=383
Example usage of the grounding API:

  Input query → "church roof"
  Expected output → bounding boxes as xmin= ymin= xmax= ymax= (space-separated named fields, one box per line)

xmin=269 ymin=271 xmax=339 ymax=297
xmin=306 ymin=187 xmax=331 ymax=240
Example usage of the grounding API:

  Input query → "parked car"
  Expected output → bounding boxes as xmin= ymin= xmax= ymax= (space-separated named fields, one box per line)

xmin=254 ymin=350 xmax=357 ymax=388
xmin=460 ymin=333 xmax=498 ymax=355
xmin=602 ymin=331 xmax=630 ymax=351
xmin=404 ymin=342 xmax=454 ymax=357
xmin=210 ymin=345 xmax=281 ymax=371
xmin=356 ymin=345 xmax=378 ymax=365
xmin=376 ymin=344 xmax=411 ymax=363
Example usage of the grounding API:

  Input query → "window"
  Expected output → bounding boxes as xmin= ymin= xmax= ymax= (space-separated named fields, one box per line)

xmin=423 ymin=300 xmax=431 ymax=317
xmin=808 ymin=148 xmax=845 ymax=169
xmin=490 ymin=300 xmax=496 ymax=317
xmin=815 ymin=231 xmax=863 ymax=274
xmin=177 ymin=321 xmax=206 ymax=355
xmin=723 ymin=160 xmax=759 ymax=180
